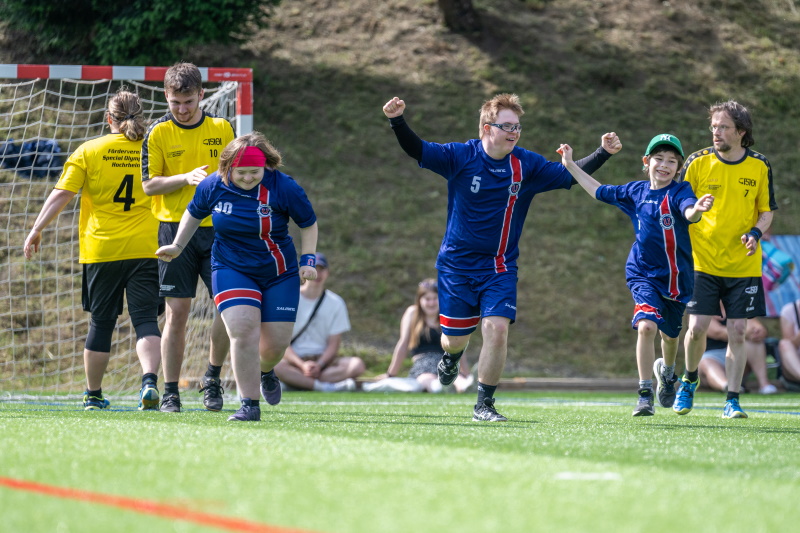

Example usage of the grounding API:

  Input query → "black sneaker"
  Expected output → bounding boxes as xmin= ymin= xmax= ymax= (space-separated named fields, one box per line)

xmin=437 ymin=353 xmax=461 ymax=386
xmin=632 ymin=390 xmax=655 ymax=416
xmin=228 ymin=399 xmax=261 ymax=422
xmin=472 ymin=398 xmax=508 ymax=422
xmin=199 ymin=376 xmax=224 ymax=411
xmin=160 ymin=392 xmax=182 ymax=413
xmin=260 ymin=372 xmax=282 ymax=406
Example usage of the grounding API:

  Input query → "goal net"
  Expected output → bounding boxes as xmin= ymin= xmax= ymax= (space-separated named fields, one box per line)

xmin=0 ymin=64 xmax=253 ymax=402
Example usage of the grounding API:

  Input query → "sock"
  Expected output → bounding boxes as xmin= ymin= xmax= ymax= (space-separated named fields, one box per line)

xmin=726 ymin=391 xmax=740 ymax=401
xmin=664 ymin=364 xmax=675 ymax=379
xmin=638 ymin=380 xmax=653 ymax=393
xmin=476 ymin=382 xmax=497 ymax=405
xmin=685 ymin=370 xmax=699 ymax=383
xmin=242 ymin=398 xmax=260 ymax=407
xmin=142 ymin=373 xmax=157 ymax=386
xmin=87 ymin=388 xmax=102 ymax=398
xmin=206 ymin=363 xmax=222 ymax=379
xmin=164 ymin=382 xmax=179 ymax=395
xmin=442 ymin=350 xmax=464 ymax=366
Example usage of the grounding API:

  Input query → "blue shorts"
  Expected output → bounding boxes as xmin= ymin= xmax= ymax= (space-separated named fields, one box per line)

xmin=628 ymin=280 xmax=686 ymax=339
xmin=212 ymin=267 xmax=300 ymax=322
xmin=438 ymin=271 xmax=517 ymax=336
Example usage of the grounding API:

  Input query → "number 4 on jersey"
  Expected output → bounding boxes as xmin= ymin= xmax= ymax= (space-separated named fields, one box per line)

xmin=113 ymin=174 xmax=136 ymax=211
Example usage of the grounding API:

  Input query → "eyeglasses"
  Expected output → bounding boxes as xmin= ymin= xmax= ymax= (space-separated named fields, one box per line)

xmin=709 ymin=125 xmax=733 ymax=133
xmin=488 ymin=122 xmax=522 ymax=133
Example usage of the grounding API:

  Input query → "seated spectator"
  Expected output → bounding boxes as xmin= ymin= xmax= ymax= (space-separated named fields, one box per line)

xmin=366 ymin=278 xmax=474 ymax=393
xmin=778 ymin=299 xmax=800 ymax=391
xmin=274 ymin=253 xmax=365 ymax=391
xmin=699 ymin=315 xmax=777 ymax=394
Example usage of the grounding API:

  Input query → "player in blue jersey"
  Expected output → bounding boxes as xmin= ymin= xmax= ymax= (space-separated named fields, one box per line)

xmin=558 ymin=134 xmax=714 ymax=416
xmin=383 ymin=93 xmax=621 ymax=421
xmin=156 ymin=132 xmax=318 ymax=421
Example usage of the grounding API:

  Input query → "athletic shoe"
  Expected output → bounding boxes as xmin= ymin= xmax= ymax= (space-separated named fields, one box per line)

xmin=437 ymin=353 xmax=460 ymax=386
xmin=632 ymin=391 xmax=655 ymax=416
xmin=260 ymin=372 xmax=282 ymax=406
xmin=83 ymin=391 xmax=110 ymax=411
xmin=653 ymin=358 xmax=678 ymax=408
xmin=138 ymin=382 xmax=160 ymax=411
xmin=758 ymin=384 xmax=778 ymax=395
xmin=227 ymin=399 xmax=261 ymax=422
xmin=673 ymin=376 xmax=699 ymax=415
xmin=160 ymin=392 xmax=182 ymax=413
xmin=199 ymin=376 xmax=224 ymax=411
xmin=472 ymin=398 xmax=508 ymax=422
xmin=722 ymin=398 xmax=748 ymax=419
xmin=332 ymin=378 xmax=356 ymax=392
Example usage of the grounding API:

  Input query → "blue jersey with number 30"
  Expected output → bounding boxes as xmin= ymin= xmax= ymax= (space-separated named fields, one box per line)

xmin=187 ymin=170 xmax=316 ymax=280
xmin=596 ymin=180 xmax=698 ymax=303
xmin=420 ymin=138 xmax=573 ymax=274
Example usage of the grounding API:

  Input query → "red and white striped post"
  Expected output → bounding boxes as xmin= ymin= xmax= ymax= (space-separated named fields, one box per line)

xmin=0 ymin=64 xmax=254 ymax=134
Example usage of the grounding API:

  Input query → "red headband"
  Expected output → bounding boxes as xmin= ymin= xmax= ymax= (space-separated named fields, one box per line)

xmin=232 ymin=146 xmax=267 ymax=168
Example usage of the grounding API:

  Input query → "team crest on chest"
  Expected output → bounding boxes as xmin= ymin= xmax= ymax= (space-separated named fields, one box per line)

xmin=508 ymin=182 xmax=521 ymax=195
xmin=257 ymin=203 xmax=272 ymax=217
xmin=659 ymin=213 xmax=674 ymax=230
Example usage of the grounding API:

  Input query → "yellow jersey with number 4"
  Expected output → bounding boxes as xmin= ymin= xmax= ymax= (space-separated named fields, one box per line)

xmin=55 ymin=133 xmax=158 ymax=263
xmin=141 ymin=112 xmax=235 ymax=226
xmin=680 ymin=147 xmax=777 ymax=278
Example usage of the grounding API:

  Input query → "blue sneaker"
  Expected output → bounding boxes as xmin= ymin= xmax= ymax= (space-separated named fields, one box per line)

xmin=722 ymin=397 xmax=748 ymax=419
xmin=138 ymin=382 xmax=160 ymax=411
xmin=228 ymin=399 xmax=261 ymax=422
xmin=83 ymin=391 xmax=110 ymax=411
xmin=437 ymin=353 xmax=461 ymax=386
xmin=260 ymin=371 xmax=282 ymax=406
xmin=672 ymin=376 xmax=699 ymax=415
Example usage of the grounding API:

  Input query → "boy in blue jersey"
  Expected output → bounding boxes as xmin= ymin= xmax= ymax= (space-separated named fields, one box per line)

xmin=383 ymin=94 xmax=621 ymax=421
xmin=558 ymin=134 xmax=714 ymax=416
xmin=156 ymin=132 xmax=318 ymax=421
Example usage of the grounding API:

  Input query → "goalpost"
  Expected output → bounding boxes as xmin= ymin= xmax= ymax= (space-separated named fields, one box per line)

xmin=0 ymin=64 xmax=253 ymax=402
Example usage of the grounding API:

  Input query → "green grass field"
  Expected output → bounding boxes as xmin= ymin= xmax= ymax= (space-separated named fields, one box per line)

xmin=2 ymin=391 xmax=799 ymax=533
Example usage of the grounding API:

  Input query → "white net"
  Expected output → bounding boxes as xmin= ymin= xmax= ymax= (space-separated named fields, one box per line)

xmin=0 ymin=75 xmax=242 ymax=401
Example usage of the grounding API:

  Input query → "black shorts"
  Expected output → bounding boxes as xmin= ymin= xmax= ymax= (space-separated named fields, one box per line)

xmin=82 ymin=259 xmax=162 ymax=319
xmin=158 ymin=222 xmax=215 ymax=298
xmin=686 ymin=272 xmax=765 ymax=319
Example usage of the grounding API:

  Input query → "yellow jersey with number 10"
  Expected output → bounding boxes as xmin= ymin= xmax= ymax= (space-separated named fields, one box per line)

xmin=680 ymin=147 xmax=777 ymax=278
xmin=141 ymin=112 xmax=235 ymax=226
xmin=55 ymin=133 xmax=158 ymax=263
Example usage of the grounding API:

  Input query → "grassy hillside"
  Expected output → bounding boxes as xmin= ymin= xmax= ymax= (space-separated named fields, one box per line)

xmin=3 ymin=0 xmax=799 ymax=377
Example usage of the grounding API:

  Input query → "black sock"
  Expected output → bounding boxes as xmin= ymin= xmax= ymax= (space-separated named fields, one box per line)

xmin=243 ymin=398 xmax=260 ymax=407
xmin=164 ymin=382 xmax=179 ymax=395
xmin=443 ymin=350 xmax=463 ymax=365
xmin=726 ymin=391 xmax=740 ymax=401
xmin=87 ymin=388 xmax=102 ymax=398
xmin=476 ymin=382 xmax=496 ymax=405
xmin=142 ymin=373 xmax=157 ymax=386
xmin=685 ymin=370 xmax=699 ymax=382
xmin=206 ymin=363 xmax=222 ymax=379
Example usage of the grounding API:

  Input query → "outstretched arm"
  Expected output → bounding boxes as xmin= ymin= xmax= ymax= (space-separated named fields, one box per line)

xmin=557 ymin=144 xmax=601 ymax=198
xmin=383 ymin=96 xmax=423 ymax=161
xmin=684 ymin=194 xmax=714 ymax=223
xmin=155 ymin=209 xmax=202 ymax=262
xmin=23 ymin=188 xmax=77 ymax=259
xmin=573 ymin=132 xmax=622 ymax=174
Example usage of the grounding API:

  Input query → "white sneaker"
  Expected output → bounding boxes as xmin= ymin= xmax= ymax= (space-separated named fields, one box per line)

xmin=759 ymin=384 xmax=778 ymax=395
xmin=332 ymin=378 xmax=356 ymax=392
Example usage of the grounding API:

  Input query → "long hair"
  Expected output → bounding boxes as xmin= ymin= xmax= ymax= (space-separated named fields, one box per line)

xmin=478 ymin=93 xmax=524 ymax=139
xmin=709 ymin=100 xmax=754 ymax=148
xmin=218 ymin=131 xmax=283 ymax=185
xmin=107 ymin=89 xmax=146 ymax=141
xmin=408 ymin=278 xmax=439 ymax=351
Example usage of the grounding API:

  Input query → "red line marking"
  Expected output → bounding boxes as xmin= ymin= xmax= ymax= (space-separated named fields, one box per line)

xmin=0 ymin=476 xmax=315 ymax=533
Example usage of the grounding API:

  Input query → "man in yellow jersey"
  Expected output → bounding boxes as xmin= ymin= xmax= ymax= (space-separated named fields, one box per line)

xmin=142 ymin=63 xmax=235 ymax=413
xmin=669 ymin=100 xmax=777 ymax=419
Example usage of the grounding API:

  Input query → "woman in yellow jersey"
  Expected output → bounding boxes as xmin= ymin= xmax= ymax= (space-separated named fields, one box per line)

xmin=24 ymin=90 xmax=163 ymax=411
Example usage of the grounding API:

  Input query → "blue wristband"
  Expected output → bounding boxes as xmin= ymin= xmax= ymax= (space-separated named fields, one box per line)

xmin=747 ymin=227 xmax=762 ymax=242
xmin=300 ymin=254 xmax=316 ymax=268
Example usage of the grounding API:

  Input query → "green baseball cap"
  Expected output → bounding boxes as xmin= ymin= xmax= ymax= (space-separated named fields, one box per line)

xmin=645 ymin=133 xmax=684 ymax=157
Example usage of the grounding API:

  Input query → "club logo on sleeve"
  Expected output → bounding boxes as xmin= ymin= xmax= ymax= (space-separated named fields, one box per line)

xmin=659 ymin=213 xmax=674 ymax=230
xmin=257 ymin=203 xmax=272 ymax=217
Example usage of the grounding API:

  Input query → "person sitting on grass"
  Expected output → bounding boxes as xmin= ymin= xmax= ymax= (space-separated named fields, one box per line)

xmin=559 ymin=134 xmax=714 ymax=416
xmin=778 ymin=298 xmax=800 ymax=391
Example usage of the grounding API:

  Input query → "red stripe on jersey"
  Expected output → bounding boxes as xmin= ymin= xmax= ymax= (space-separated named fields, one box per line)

xmin=440 ymin=314 xmax=482 ymax=329
xmin=494 ymin=155 xmax=523 ymax=273
xmin=660 ymin=195 xmax=680 ymax=299
xmin=634 ymin=303 xmax=663 ymax=319
xmin=258 ymin=185 xmax=287 ymax=275
xmin=214 ymin=288 xmax=262 ymax=306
